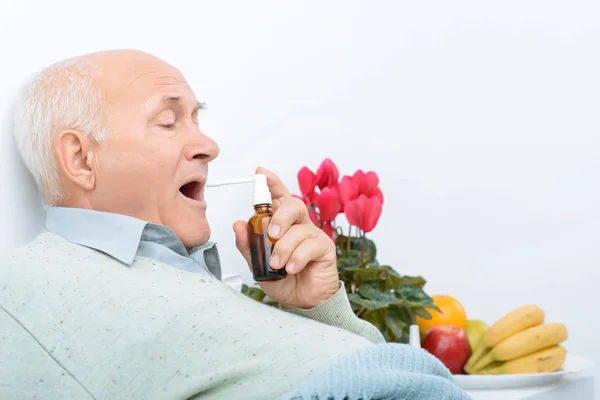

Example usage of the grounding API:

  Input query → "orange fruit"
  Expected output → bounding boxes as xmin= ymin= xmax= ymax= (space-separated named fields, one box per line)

xmin=416 ymin=295 xmax=467 ymax=336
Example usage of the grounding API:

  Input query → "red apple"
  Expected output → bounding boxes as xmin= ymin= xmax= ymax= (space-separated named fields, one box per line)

xmin=421 ymin=324 xmax=471 ymax=374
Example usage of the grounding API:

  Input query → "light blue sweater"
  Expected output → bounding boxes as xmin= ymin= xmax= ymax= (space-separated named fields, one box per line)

xmin=279 ymin=343 xmax=471 ymax=400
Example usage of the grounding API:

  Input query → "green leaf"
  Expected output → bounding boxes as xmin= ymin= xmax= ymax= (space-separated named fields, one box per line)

xmin=388 ymin=275 xmax=426 ymax=290
xmin=412 ymin=307 xmax=433 ymax=319
xmin=384 ymin=275 xmax=397 ymax=291
xmin=363 ymin=238 xmax=377 ymax=264
xmin=336 ymin=235 xmax=377 ymax=264
xmin=350 ymin=302 xmax=362 ymax=314
xmin=241 ymin=284 xmax=266 ymax=302
xmin=352 ymin=266 xmax=389 ymax=287
xmin=336 ymin=235 xmax=357 ymax=250
xmin=338 ymin=270 xmax=356 ymax=287
xmin=424 ymin=303 xmax=442 ymax=314
xmin=378 ymin=267 xmax=398 ymax=291
xmin=262 ymin=296 xmax=281 ymax=308
xmin=398 ymin=285 xmax=434 ymax=305
xmin=347 ymin=293 xmax=391 ymax=311
xmin=384 ymin=308 xmax=408 ymax=340
xmin=362 ymin=309 xmax=387 ymax=334
xmin=386 ymin=306 xmax=412 ymax=343
xmin=357 ymin=282 xmax=399 ymax=305
xmin=337 ymin=249 xmax=362 ymax=270
xmin=399 ymin=275 xmax=427 ymax=289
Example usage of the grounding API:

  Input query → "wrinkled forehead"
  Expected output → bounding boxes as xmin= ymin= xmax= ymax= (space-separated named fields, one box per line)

xmin=94 ymin=53 xmax=196 ymax=112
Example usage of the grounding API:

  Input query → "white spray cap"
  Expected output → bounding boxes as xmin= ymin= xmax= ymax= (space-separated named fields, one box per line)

xmin=252 ymin=174 xmax=272 ymax=206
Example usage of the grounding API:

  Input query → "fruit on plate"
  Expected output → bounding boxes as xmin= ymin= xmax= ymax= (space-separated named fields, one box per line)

xmin=465 ymin=304 xmax=544 ymax=373
xmin=421 ymin=324 xmax=472 ymax=374
xmin=474 ymin=346 xmax=567 ymax=375
xmin=471 ymin=323 xmax=568 ymax=371
xmin=465 ymin=319 xmax=488 ymax=351
xmin=416 ymin=295 xmax=468 ymax=337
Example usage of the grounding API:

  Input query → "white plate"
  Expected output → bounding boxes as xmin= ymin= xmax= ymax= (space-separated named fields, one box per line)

xmin=452 ymin=354 xmax=596 ymax=390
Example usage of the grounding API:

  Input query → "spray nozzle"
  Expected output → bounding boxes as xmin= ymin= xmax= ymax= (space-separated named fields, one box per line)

xmin=252 ymin=173 xmax=271 ymax=206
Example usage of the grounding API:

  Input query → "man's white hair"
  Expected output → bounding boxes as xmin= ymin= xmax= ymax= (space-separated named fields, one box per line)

xmin=13 ymin=58 xmax=108 ymax=205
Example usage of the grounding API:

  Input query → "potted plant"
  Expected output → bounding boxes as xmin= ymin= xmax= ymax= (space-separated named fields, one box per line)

xmin=242 ymin=158 xmax=439 ymax=343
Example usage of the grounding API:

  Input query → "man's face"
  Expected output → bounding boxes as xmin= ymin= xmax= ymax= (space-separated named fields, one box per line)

xmin=89 ymin=52 xmax=219 ymax=247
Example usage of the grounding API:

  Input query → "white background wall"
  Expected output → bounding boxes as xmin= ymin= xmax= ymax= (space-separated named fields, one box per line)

xmin=1 ymin=0 xmax=599 ymax=392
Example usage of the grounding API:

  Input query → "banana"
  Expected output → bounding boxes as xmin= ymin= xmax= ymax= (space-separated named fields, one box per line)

xmin=464 ymin=361 xmax=483 ymax=375
xmin=466 ymin=305 xmax=545 ymax=370
xmin=483 ymin=304 xmax=546 ymax=347
xmin=465 ymin=320 xmax=489 ymax=351
xmin=472 ymin=323 xmax=568 ymax=371
xmin=474 ymin=346 xmax=566 ymax=375
xmin=468 ymin=361 xmax=503 ymax=375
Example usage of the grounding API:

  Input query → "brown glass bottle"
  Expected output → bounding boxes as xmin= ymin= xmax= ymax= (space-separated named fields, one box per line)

xmin=248 ymin=203 xmax=287 ymax=281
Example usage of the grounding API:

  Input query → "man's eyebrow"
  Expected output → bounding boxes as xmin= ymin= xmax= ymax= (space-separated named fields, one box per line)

xmin=194 ymin=101 xmax=206 ymax=113
xmin=159 ymin=96 xmax=205 ymax=113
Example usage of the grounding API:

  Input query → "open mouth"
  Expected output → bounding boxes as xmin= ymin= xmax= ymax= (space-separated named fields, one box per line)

xmin=179 ymin=181 xmax=204 ymax=202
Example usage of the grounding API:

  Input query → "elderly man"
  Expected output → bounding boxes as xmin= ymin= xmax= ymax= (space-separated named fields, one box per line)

xmin=0 ymin=50 xmax=468 ymax=399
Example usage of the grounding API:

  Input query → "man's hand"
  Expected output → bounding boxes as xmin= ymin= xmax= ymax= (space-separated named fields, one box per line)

xmin=233 ymin=167 xmax=340 ymax=310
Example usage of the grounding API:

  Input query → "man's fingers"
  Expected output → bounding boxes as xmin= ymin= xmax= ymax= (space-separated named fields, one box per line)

xmin=255 ymin=166 xmax=290 ymax=210
xmin=283 ymin=236 xmax=334 ymax=275
xmin=269 ymin=224 xmax=320 ymax=270
xmin=233 ymin=220 xmax=252 ymax=268
xmin=268 ymin=196 xmax=310 ymax=240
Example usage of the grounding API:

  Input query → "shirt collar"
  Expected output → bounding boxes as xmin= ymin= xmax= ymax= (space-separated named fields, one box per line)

xmin=44 ymin=207 xmax=220 ymax=276
xmin=46 ymin=207 xmax=148 ymax=264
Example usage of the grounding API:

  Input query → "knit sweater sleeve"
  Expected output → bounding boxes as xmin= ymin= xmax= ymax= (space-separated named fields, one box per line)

xmin=282 ymin=281 xmax=386 ymax=344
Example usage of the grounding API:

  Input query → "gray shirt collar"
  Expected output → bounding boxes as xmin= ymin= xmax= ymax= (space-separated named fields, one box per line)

xmin=45 ymin=207 xmax=222 ymax=280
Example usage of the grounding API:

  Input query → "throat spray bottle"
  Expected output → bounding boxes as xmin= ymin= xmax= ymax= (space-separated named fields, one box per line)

xmin=247 ymin=174 xmax=287 ymax=281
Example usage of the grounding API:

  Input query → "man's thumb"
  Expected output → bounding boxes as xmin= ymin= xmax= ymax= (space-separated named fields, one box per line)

xmin=233 ymin=220 xmax=252 ymax=268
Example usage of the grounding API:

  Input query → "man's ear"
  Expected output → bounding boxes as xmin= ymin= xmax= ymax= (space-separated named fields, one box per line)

xmin=54 ymin=130 xmax=97 ymax=191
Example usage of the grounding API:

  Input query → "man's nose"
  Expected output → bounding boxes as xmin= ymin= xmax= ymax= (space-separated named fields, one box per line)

xmin=183 ymin=132 xmax=220 ymax=162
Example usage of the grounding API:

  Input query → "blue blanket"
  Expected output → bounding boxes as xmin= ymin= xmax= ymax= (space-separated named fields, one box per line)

xmin=278 ymin=343 xmax=472 ymax=400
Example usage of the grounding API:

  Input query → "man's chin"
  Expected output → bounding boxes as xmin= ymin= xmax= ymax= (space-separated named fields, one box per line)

xmin=178 ymin=221 xmax=211 ymax=250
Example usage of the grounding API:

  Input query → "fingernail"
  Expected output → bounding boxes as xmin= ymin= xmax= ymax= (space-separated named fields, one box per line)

xmin=286 ymin=262 xmax=296 ymax=273
xmin=270 ymin=255 xmax=280 ymax=268
xmin=269 ymin=224 xmax=281 ymax=238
